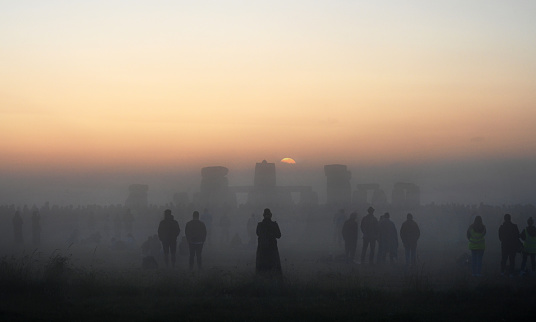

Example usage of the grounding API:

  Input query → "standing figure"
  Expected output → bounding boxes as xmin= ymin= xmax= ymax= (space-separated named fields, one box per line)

xmin=342 ymin=212 xmax=358 ymax=263
xmin=400 ymin=213 xmax=420 ymax=267
xmin=32 ymin=210 xmax=41 ymax=247
xmin=185 ymin=211 xmax=207 ymax=270
xmin=467 ymin=215 xmax=486 ymax=276
xmin=13 ymin=211 xmax=23 ymax=244
xmin=520 ymin=217 xmax=536 ymax=275
xmin=157 ymin=209 xmax=180 ymax=267
xmin=360 ymin=207 xmax=379 ymax=264
xmin=256 ymin=208 xmax=282 ymax=276
xmin=377 ymin=212 xmax=398 ymax=264
xmin=498 ymin=213 xmax=521 ymax=276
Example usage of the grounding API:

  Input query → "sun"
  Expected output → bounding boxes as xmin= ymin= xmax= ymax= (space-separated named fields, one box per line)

xmin=280 ymin=158 xmax=296 ymax=164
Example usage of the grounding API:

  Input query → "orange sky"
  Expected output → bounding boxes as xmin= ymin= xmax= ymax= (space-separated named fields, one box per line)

xmin=1 ymin=1 xmax=536 ymax=175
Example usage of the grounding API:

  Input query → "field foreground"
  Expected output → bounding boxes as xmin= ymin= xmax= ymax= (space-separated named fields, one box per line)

xmin=2 ymin=245 xmax=536 ymax=321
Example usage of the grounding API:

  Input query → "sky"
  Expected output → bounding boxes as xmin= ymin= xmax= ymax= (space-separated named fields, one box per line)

xmin=1 ymin=1 xmax=535 ymax=205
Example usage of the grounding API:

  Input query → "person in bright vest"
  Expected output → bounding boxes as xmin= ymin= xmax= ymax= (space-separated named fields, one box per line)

xmin=467 ymin=215 xmax=486 ymax=276
xmin=520 ymin=217 xmax=536 ymax=275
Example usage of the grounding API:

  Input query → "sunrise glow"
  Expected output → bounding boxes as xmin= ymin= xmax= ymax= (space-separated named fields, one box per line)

xmin=1 ymin=1 xmax=535 ymax=205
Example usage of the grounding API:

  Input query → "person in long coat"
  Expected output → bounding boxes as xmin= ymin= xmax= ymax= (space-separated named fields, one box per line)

xmin=256 ymin=208 xmax=282 ymax=276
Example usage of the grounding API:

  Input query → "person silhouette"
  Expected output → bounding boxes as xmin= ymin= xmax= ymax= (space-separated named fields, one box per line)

xmin=520 ymin=217 xmax=536 ymax=275
xmin=157 ymin=209 xmax=180 ymax=267
xmin=256 ymin=208 xmax=282 ymax=276
xmin=377 ymin=212 xmax=398 ymax=264
xmin=467 ymin=215 xmax=486 ymax=276
xmin=185 ymin=211 xmax=207 ymax=270
xmin=400 ymin=213 xmax=420 ymax=267
xmin=360 ymin=207 xmax=378 ymax=264
xmin=499 ymin=214 xmax=521 ymax=277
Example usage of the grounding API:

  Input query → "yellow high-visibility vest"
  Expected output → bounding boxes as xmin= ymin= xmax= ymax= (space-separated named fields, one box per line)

xmin=468 ymin=229 xmax=485 ymax=250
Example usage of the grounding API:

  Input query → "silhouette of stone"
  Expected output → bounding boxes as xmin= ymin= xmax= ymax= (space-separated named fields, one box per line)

xmin=254 ymin=160 xmax=276 ymax=189
xmin=198 ymin=166 xmax=236 ymax=208
xmin=354 ymin=184 xmax=388 ymax=209
xmin=248 ymin=160 xmax=289 ymax=206
xmin=324 ymin=164 xmax=351 ymax=208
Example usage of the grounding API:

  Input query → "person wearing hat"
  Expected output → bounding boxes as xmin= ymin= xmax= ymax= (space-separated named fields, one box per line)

xmin=498 ymin=213 xmax=521 ymax=276
xmin=256 ymin=208 xmax=282 ymax=276
xmin=520 ymin=217 xmax=536 ymax=275
xmin=360 ymin=206 xmax=379 ymax=264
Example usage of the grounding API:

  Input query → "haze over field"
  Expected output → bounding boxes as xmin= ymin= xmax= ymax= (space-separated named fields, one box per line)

xmin=1 ymin=1 xmax=535 ymax=206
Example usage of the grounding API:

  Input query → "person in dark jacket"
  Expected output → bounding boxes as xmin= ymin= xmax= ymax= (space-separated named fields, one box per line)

xmin=377 ymin=212 xmax=398 ymax=264
xmin=360 ymin=207 xmax=378 ymax=264
xmin=342 ymin=212 xmax=358 ymax=263
xmin=520 ymin=217 xmax=536 ymax=275
xmin=157 ymin=209 xmax=180 ymax=267
xmin=466 ymin=215 xmax=486 ymax=276
xmin=185 ymin=211 xmax=207 ymax=270
xmin=256 ymin=208 xmax=282 ymax=276
xmin=498 ymin=213 xmax=521 ymax=276
xmin=400 ymin=213 xmax=420 ymax=267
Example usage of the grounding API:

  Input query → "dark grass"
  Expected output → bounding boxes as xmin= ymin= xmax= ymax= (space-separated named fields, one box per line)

xmin=2 ymin=248 xmax=536 ymax=321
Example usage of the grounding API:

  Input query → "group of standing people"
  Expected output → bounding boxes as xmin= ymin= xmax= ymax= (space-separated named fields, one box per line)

xmin=157 ymin=208 xmax=282 ymax=276
xmin=341 ymin=207 xmax=421 ymax=267
xmin=467 ymin=213 xmax=536 ymax=276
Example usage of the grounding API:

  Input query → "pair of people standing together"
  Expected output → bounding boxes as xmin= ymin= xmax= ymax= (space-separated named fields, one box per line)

xmin=158 ymin=209 xmax=206 ymax=270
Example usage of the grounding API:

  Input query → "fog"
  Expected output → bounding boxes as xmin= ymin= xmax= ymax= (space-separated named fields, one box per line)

xmin=2 ymin=158 xmax=536 ymax=319
xmin=1 ymin=157 xmax=535 ymax=206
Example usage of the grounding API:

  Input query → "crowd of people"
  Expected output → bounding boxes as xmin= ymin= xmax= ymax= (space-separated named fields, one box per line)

xmin=339 ymin=207 xmax=420 ymax=267
xmin=337 ymin=206 xmax=536 ymax=277
xmin=3 ymin=201 xmax=536 ymax=277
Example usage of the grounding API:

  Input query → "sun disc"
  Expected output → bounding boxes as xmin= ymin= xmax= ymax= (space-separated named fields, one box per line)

xmin=281 ymin=158 xmax=296 ymax=164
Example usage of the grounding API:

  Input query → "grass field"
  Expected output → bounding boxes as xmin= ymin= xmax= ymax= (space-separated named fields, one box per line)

xmin=2 ymin=244 xmax=536 ymax=321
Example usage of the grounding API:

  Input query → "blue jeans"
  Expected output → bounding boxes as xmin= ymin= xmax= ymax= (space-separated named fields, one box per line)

xmin=471 ymin=249 xmax=484 ymax=275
